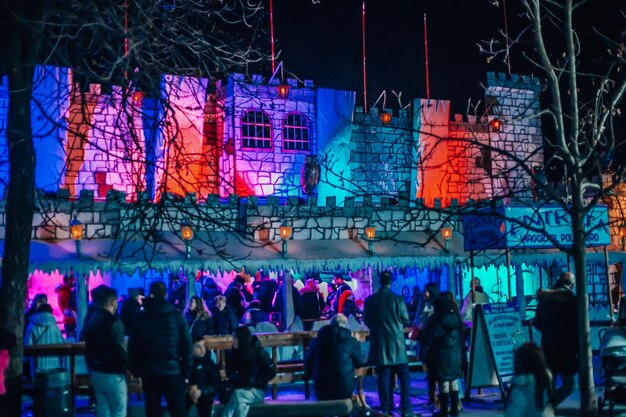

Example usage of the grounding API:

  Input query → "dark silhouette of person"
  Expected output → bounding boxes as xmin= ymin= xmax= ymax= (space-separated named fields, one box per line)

xmin=533 ymin=271 xmax=578 ymax=408
xmin=305 ymin=314 xmax=365 ymax=400
xmin=129 ymin=281 xmax=192 ymax=417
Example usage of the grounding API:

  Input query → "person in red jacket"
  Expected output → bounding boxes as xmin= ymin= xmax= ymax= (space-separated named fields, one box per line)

xmin=55 ymin=274 xmax=76 ymax=338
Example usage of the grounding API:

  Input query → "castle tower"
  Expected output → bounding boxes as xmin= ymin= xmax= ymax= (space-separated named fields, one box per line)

xmin=350 ymin=107 xmax=414 ymax=201
xmin=485 ymin=72 xmax=543 ymax=200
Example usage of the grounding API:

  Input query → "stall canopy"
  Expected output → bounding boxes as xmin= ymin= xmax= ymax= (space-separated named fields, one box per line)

xmin=2 ymin=231 xmax=466 ymax=276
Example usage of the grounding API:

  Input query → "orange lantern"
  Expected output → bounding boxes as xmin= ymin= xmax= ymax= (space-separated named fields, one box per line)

xmin=277 ymin=84 xmax=290 ymax=99
xmin=490 ymin=118 xmax=502 ymax=132
xmin=70 ymin=220 xmax=83 ymax=241
xmin=380 ymin=111 xmax=392 ymax=124
xmin=181 ymin=222 xmax=194 ymax=242
xmin=280 ymin=223 xmax=292 ymax=240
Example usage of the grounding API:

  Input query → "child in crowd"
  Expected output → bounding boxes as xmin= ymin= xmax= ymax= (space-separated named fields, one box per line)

xmin=505 ymin=343 xmax=554 ymax=417
xmin=187 ymin=336 xmax=221 ymax=417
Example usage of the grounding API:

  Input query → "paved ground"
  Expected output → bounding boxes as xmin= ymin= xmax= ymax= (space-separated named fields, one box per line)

xmin=22 ymin=368 xmax=625 ymax=416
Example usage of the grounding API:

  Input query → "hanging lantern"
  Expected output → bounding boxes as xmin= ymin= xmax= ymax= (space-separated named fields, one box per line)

xmin=70 ymin=220 xmax=83 ymax=241
xmin=441 ymin=225 xmax=453 ymax=251
xmin=133 ymin=91 xmax=144 ymax=106
xmin=277 ymin=84 xmax=290 ymax=99
xmin=490 ymin=118 xmax=502 ymax=132
xmin=365 ymin=224 xmax=376 ymax=255
xmin=280 ymin=223 xmax=292 ymax=240
xmin=380 ymin=111 xmax=392 ymax=124
xmin=181 ymin=221 xmax=194 ymax=242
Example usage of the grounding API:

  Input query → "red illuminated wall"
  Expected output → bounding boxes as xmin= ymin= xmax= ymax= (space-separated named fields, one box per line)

xmin=416 ymin=101 xmax=493 ymax=207
xmin=416 ymin=99 xmax=451 ymax=206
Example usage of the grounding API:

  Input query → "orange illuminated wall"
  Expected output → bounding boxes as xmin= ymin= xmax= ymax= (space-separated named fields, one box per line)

xmin=415 ymin=99 xmax=451 ymax=206
xmin=415 ymin=100 xmax=494 ymax=207
xmin=159 ymin=75 xmax=208 ymax=199
xmin=200 ymin=94 xmax=223 ymax=197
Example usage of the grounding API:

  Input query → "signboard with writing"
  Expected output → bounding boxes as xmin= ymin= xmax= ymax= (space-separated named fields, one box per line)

xmin=505 ymin=206 xmax=610 ymax=248
xmin=463 ymin=207 xmax=508 ymax=252
xmin=466 ymin=302 xmax=529 ymax=399
xmin=463 ymin=205 xmax=610 ymax=251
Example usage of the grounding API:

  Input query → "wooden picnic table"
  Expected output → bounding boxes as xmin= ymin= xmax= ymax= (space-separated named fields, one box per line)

xmin=22 ymin=330 xmax=373 ymax=404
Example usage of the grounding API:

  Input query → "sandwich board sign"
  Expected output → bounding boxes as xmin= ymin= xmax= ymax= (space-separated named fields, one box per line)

xmin=466 ymin=302 xmax=529 ymax=399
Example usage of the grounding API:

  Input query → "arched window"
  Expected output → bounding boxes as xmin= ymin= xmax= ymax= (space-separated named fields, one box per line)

xmin=241 ymin=110 xmax=272 ymax=150
xmin=283 ymin=113 xmax=310 ymax=151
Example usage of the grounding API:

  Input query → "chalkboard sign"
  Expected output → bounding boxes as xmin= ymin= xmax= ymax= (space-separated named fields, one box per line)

xmin=466 ymin=302 xmax=529 ymax=399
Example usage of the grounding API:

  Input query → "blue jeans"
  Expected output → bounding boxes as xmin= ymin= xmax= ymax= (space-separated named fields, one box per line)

xmin=376 ymin=364 xmax=411 ymax=414
xmin=90 ymin=371 xmax=127 ymax=417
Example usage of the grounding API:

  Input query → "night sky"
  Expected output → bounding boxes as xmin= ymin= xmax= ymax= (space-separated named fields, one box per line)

xmin=269 ymin=1 xmax=509 ymax=114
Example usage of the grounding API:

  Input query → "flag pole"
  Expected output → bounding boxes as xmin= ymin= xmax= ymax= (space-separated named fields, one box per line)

xmin=502 ymin=0 xmax=512 ymax=74
xmin=362 ymin=1 xmax=368 ymax=113
xmin=270 ymin=0 xmax=276 ymax=75
xmin=423 ymin=14 xmax=430 ymax=100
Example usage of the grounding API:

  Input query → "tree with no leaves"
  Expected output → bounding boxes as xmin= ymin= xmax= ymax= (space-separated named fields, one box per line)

xmin=0 ymin=1 xmax=266 ymax=415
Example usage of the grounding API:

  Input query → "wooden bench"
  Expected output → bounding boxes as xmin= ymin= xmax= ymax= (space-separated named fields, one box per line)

xmin=211 ymin=398 xmax=354 ymax=417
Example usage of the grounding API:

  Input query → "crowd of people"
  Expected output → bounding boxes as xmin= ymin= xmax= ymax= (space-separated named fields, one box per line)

xmin=15 ymin=269 xmax=592 ymax=417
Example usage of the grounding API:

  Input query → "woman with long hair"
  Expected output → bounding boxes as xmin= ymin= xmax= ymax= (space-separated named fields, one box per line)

xmin=185 ymin=296 xmax=214 ymax=338
xmin=222 ymin=327 xmax=276 ymax=417
xmin=505 ymin=343 xmax=554 ymax=417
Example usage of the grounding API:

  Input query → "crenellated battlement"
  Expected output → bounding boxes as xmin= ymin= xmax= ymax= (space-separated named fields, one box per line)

xmin=486 ymin=71 xmax=542 ymax=92
xmin=14 ymin=189 xmax=454 ymax=241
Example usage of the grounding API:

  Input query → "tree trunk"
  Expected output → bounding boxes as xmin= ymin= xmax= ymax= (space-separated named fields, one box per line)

xmin=571 ymin=183 xmax=596 ymax=417
xmin=0 ymin=2 xmax=39 ymax=416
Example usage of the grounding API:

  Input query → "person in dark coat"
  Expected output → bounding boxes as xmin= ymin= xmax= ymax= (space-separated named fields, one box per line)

xmin=128 ymin=281 xmax=192 ymax=417
xmin=533 ymin=271 xmax=578 ymax=408
xmin=187 ymin=336 xmax=221 ymax=417
xmin=414 ymin=281 xmax=440 ymax=407
xmin=120 ymin=288 xmax=143 ymax=336
xmin=83 ymin=286 xmax=128 ymax=417
xmin=242 ymin=300 xmax=270 ymax=325
xmin=80 ymin=285 xmax=110 ymax=341
xmin=222 ymin=327 xmax=276 ymax=417
xmin=364 ymin=270 xmax=415 ymax=417
xmin=212 ymin=295 xmax=239 ymax=335
xmin=257 ymin=279 xmax=278 ymax=313
xmin=300 ymin=280 xmax=325 ymax=329
xmin=201 ymin=278 xmax=222 ymax=310
xmin=225 ymin=276 xmax=248 ymax=319
xmin=168 ymin=274 xmax=186 ymax=310
xmin=305 ymin=314 xmax=365 ymax=400
xmin=185 ymin=296 xmax=215 ymax=338
xmin=420 ymin=292 xmax=465 ymax=417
